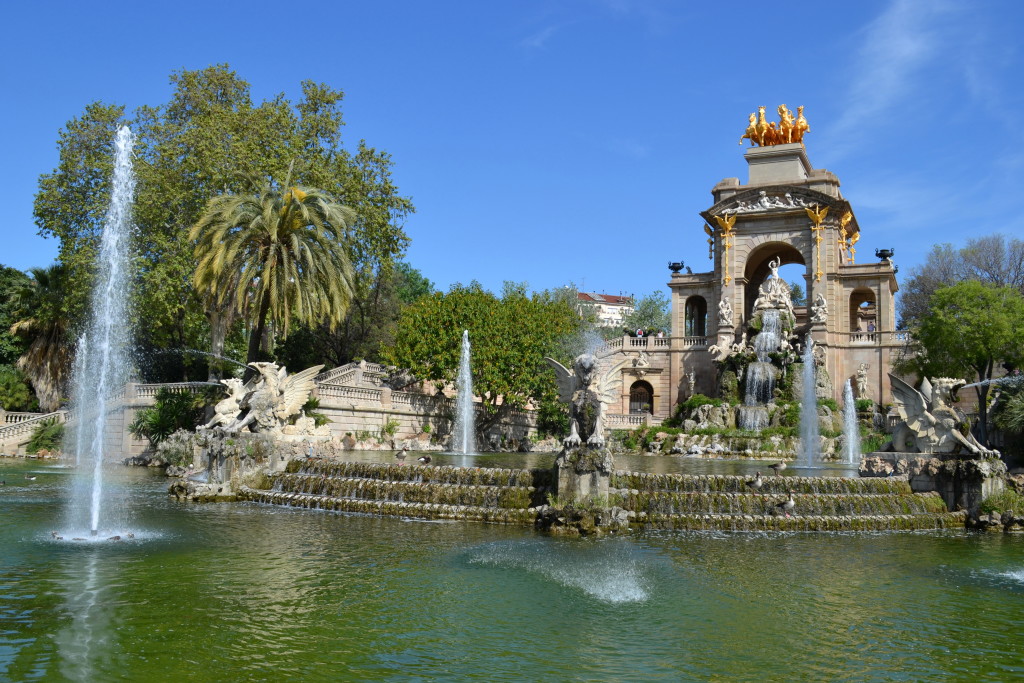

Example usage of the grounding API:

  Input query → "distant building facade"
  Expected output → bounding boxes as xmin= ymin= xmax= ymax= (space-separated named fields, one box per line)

xmin=577 ymin=292 xmax=634 ymax=328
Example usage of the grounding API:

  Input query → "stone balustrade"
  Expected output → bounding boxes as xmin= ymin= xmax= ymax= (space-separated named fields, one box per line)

xmin=605 ymin=413 xmax=662 ymax=428
xmin=3 ymin=412 xmax=43 ymax=425
xmin=681 ymin=336 xmax=707 ymax=347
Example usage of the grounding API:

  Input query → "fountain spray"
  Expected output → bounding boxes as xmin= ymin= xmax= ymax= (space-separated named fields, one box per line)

xmin=452 ymin=330 xmax=476 ymax=454
xmin=69 ymin=126 xmax=136 ymax=537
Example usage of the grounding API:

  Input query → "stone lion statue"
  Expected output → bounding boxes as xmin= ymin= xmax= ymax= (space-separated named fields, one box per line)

xmin=884 ymin=374 xmax=996 ymax=457
xmin=544 ymin=354 xmax=627 ymax=448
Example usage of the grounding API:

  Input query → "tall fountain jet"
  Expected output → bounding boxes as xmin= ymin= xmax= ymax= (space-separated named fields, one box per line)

xmin=842 ymin=379 xmax=860 ymax=465
xmin=68 ymin=126 xmax=137 ymax=537
xmin=800 ymin=339 xmax=820 ymax=468
xmin=452 ymin=330 xmax=476 ymax=454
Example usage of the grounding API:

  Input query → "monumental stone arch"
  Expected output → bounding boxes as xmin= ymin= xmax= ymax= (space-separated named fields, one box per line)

xmin=598 ymin=109 xmax=902 ymax=425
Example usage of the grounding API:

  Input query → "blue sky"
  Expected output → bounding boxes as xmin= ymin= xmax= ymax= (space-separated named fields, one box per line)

xmin=3 ymin=0 xmax=1023 ymax=302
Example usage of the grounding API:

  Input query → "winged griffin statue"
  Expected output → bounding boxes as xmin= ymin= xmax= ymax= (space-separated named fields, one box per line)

xmin=213 ymin=362 xmax=324 ymax=436
xmin=884 ymin=374 xmax=996 ymax=457
xmin=545 ymin=354 xmax=627 ymax=448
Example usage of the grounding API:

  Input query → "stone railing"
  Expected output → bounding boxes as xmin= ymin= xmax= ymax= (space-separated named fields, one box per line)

xmin=0 ymin=410 xmax=69 ymax=446
xmin=133 ymin=382 xmax=218 ymax=399
xmin=681 ymin=336 xmax=708 ymax=348
xmin=314 ymin=362 xmax=358 ymax=385
xmin=849 ymin=332 xmax=877 ymax=345
xmin=316 ymin=384 xmax=384 ymax=404
xmin=604 ymin=413 xmax=663 ymax=428
xmin=652 ymin=338 xmax=669 ymax=348
xmin=3 ymin=412 xmax=43 ymax=425
xmin=844 ymin=330 xmax=912 ymax=346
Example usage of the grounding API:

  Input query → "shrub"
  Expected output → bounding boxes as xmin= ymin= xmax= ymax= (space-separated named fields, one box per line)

xmin=855 ymin=398 xmax=874 ymax=412
xmin=129 ymin=388 xmax=217 ymax=447
xmin=860 ymin=432 xmax=888 ymax=453
xmin=818 ymin=398 xmax=839 ymax=412
xmin=680 ymin=394 xmax=723 ymax=415
xmin=300 ymin=396 xmax=330 ymax=427
xmin=0 ymin=365 xmax=37 ymax=412
xmin=26 ymin=418 xmax=64 ymax=454
xmin=980 ymin=488 xmax=1024 ymax=516
xmin=379 ymin=418 xmax=400 ymax=440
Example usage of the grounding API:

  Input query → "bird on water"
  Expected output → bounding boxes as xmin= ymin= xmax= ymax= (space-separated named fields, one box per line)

xmin=768 ymin=462 xmax=787 ymax=475
xmin=417 ymin=455 xmax=431 ymax=464
xmin=395 ymin=447 xmax=409 ymax=465
xmin=746 ymin=471 xmax=763 ymax=493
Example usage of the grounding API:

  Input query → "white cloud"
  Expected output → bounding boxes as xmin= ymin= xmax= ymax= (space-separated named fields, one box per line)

xmin=823 ymin=0 xmax=962 ymax=157
xmin=520 ymin=24 xmax=561 ymax=50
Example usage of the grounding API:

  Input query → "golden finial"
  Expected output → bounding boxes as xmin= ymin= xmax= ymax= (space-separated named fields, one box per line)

xmin=804 ymin=205 xmax=828 ymax=225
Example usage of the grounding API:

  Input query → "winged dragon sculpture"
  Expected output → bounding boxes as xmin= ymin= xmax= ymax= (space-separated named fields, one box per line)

xmin=884 ymin=374 xmax=996 ymax=457
xmin=199 ymin=377 xmax=253 ymax=430
xmin=219 ymin=362 xmax=324 ymax=436
xmin=544 ymin=354 xmax=627 ymax=448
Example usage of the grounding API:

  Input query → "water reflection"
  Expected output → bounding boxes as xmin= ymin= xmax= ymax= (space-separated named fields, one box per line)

xmin=55 ymin=553 xmax=109 ymax=682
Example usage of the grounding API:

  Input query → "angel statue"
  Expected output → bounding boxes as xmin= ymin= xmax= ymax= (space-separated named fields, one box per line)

xmin=224 ymin=362 xmax=324 ymax=436
xmin=198 ymin=377 xmax=252 ymax=430
xmin=544 ymin=354 xmax=627 ymax=448
xmin=884 ymin=374 xmax=997 ymax=457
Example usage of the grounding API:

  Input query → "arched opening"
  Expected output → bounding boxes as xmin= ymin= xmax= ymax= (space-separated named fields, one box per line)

xmin=743 ymin=242 xmax=806 ymax=324
xmin=629 ymin=380 xmax=654 ymax=414
xmin=684 ymin=296 xmax=707 ymax=337
xmin=850 ymin=288 xmax=877 ymax=334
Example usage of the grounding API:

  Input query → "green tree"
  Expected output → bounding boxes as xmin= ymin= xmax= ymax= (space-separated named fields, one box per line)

xmin=622 ymin=291 xmax=671 ymax=334
xmin=33 ymin=64 xmax=413 ymax=380
xmin=0 ymin=365 xmax=37 ymax=412
xmin=0 ymin=266 xmax=31 ymax=366
xmin=898 ymin=234 xmax=1024 ymax=327
xmin=190 ymin=183 xmax=356 ymax=366
xmin=384 ymin=282 xmax=585 ymax=432
xmin=9 ymin=265 xmax=73 ymax=411
xmin=898 ymin=281 xmax=1024 ymax=445
xmin=789 ymin=281 xmax=806 ymax=307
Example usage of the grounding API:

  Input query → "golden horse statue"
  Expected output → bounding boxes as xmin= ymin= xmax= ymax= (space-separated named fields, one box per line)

xmin=741 ymin=105 xmax=809 ymax=146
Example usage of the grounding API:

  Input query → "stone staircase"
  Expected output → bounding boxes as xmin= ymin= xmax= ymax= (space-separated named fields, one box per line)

xmin=0 ymin=411 xmax=68 ymax=454
xmin=238 ymin=460 xmax=966 ymax=532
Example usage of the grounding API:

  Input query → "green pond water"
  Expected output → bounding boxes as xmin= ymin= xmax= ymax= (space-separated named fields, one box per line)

xmin=2 ymin=456 xmax=1024 ymax=681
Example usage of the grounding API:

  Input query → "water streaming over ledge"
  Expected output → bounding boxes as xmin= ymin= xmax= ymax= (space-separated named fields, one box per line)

xmin=66 ymin=125 xmax=136 ymax=536
xmin=452 ymin=330 xmax=476 ymax=454
xmin=737 ymin=309 xmax=781 ymax=431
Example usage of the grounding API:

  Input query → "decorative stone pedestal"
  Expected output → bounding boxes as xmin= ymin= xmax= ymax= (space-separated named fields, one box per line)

xmin=860 ymin=451 xmax=1006 ymax=517
xmin=556 ymin=447 xmax=613 ymax=502
xmin=537 ymin=447 xmax=630 ymax=535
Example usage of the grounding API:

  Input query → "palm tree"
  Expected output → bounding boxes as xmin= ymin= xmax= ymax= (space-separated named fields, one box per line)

xmin=190 ymin=182 xmax=356 ymax=367
xmin=10 ymin=265 xmax=72 ymax=411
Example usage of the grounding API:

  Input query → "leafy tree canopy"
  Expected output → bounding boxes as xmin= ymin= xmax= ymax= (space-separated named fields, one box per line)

xmin=622 ymin=291 xmax=671 ymax=334
xmin=897 ymin=280 xmax=1024 ymax=445
xmin=0 ymin=265 xmax=31 ymax=366
xmin=898 ymin=234 xmax=1024 ymax=327
xmin=384 ymin=281 xmax=587 ymax=428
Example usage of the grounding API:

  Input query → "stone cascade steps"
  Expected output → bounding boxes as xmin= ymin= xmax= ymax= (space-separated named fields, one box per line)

xmin=620 ymin=490 xmax=950 ymax=517
xmin=630 ymin=511 xmax=966 ymax=532
xmin=238 ymin=460 xmax=550 ymax=524
xmin=273 ymin=473 xmax=536 ymax=509
xmin=240 ymin=487 xmax=538 ymax=525
xmin=610 ymin=471 xmax=965 ymax=531
xmin=238 ymin=460 xmax=967 ymax=532
xmin=610 ymin=471 xmax=914 ymax=496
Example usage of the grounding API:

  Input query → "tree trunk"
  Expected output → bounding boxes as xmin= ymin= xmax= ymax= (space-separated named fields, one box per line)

xmin=244 ymin=292 xmax=272 ymax=381
xmin=208 ymin=308 xmax=230 ymax=381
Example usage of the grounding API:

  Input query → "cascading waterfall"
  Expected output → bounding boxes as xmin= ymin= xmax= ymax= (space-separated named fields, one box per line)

xmin=737 ymin=309 xmax=781 ymax=430
xmin=67 ymin=125 xmax=136 ymax=537
xmin=452 ymin=330 xmax=476 ymax=454
xmin=800 ymin=338 xmax=820 ymax=467
xmin=842 ymin=379 xmax=860 ymax=465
